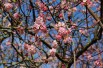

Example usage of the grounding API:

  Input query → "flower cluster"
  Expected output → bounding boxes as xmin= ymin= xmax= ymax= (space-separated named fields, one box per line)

xmin=94 ymin=60 xmax=102 ymax=67
xmin=36 ymin=1 xmax=48 ymax=12
xmin=33 ymin=16 xmax=47 ymax=33
xmin=24 ymin=44 xmax=36 ymax=55
xmin=54 ymin=22 xmax=72 ymax=43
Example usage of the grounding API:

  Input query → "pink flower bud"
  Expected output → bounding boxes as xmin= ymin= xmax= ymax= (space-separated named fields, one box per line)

xmin=58 ymin=27 xmax=67 ymax=35
xmin=0 ymin=14 xmax=2 ymax=18
xmin=13 ymin=12 xmax=20 ymax=19
xmin=94 ymin=60 xmax=101 ymax=66
xmin=63 ymin=37 xmax=72 ymax=43
xmin=87 ymin=55 xmax=93 ymax=60
xmin=59 ymin=13 xmax=63 ymax=18
xmin=40 ymin=25 xmax=47 ymax=33
xmin=47 ymin=16 xmax=52 ymax=21
xmin=4 ymin=3 xmax=13 ymax=11
xmin=55 ymin=34 xmax=62 ymax=40
xmin=24 ymin=44 xmax=29 ymax=50
xmin=43 ymin=6 xmax=48 ymax=11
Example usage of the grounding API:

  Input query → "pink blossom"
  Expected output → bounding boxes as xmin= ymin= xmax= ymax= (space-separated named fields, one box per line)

xmin=63 ymin=37 xmax=72 ymax=43
xmin=88 ymin=1 xmax=93 ymax=7
xmin=58 ymin=27 xmax=68 ymax=35
xmin=4 ymin=3 xmax=13 ymax=11
xmin=81 ymin=2 xmax=85 ymax=6
xmin=17 ymin=27 xmax=24 ymax=34
xmin=49 ymin=48 xmax=56 ymax=57
xmin=54 ymin=22 xmax=65 ymax=30
xmin=49 ymin=49 xmax=56 ymax=54
xmin=59 ymin=13 xmax=63 ymax=18
xmin=35 ymin=16 xmax=44 ymax=24
xmin=54 ymin=24 xmax=59 ymax=30
xmin=52 ymin=40 xmax=58 ymax=46
xmin=39 ymin=3 xmax=48 ymax=11
xmin=0 ymin=14 xmax=2 ymax=18
xmin=42 ymin=6 xmax=48 ymax=11
xmin=64 ymin=5 xmax=69 ymax=10
xmin=13 ymin=12 xmax=20 ymax=19
xmin=82 ymin=0 xmax=93 ymax=7
xmin=47 ymin=16 xmax=52 ymax=21
xmin=79 ymin=29 xmax=87 ymax=35
xmin=62 ymin=64 xmax=66 ymax=68
xmin=94 ymin=60 xmax=101 ymax=66
xmin=28 ymin=45 xmax=36 ymax=54
xmin=58 ymin=22 xmax=65 ymax=27
xmin=49 ymin=6 xmax=53 ymax=10
xmin=24 ymin=44 xmax=36 ymax=54
xmin=61 ymin=0 xmax=66 ymax=5
xmin=33 ymin=23 xmax=40 ymax=33
xmin=68 ymin=37 xmax=72 ymax=43
xmin=34 ymin=35 xmax=42 ymax=46
xmin=33 ymin=27 xmax=39 ymax=33
xmin=55 ymin=34 xmax=62 ymax=40
xmin=33 ymin=23 xmax=40 ymax=29
xmin=33 ymin=15 xmax=46 ymax=33
xmin=87 ymin=55 xmax=93 ymax=60
xmin=36 ymin=41 xmax=42 ymax=46
xmin=52 ymin=40 xmax=58 ymax=48
xmin=40 ymin=25 xmax=47 ymax=33
xmin=39 ymin=12 xmax=45 ymax=18
xmin=49 ymin=6 xmax=53 ymax=13
xmin=72 ymin=7 xmax=77 ymax=12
